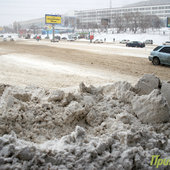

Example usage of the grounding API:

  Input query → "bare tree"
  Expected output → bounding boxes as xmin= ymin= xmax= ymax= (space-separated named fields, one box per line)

xmin=123 ymin=13 xmax=132 ymax=32
xmin=138 ymin=15 xmax=150 ymax=33
xmin=13 ymin=22 xmax=21 ymax=33
xmin=128 ymin=12 xmax=142 ymax=34
xmin=112 ymin=14 xmax=124 ymax=33
xmin=3 ymin=26 xmax=13 ymax=33
xmin=150 ymin=15 xmax=163 ymax=29
xmin=29 ymin=25 xmax=39 ymax=34
xmin=64 ymin=17 xmax=69 ymax=27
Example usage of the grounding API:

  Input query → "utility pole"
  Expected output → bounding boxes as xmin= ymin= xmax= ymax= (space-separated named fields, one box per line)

xmin=110 ymin=0 xmax=112 ymax=8
xmin=52 ymin=24 xmax=55 ymax=42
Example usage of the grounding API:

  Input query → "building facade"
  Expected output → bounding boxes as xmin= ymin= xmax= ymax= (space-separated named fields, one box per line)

xmin=75 ymin=1 xmax=170 ymax=27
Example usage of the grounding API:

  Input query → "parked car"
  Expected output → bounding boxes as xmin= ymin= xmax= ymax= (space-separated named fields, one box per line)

xmin=25 ymin=34 xmax=31 ymax=39
xmin=3 ymin=37 xmax=7 ymax=41
xmin=67 ymin=38 xmax=75 ymax=41
xmin=55 ymin=36 xmax=60 ymax=40
xmin=93 ymin=39 xmax=103 ymax=43
xmin=51 ymin=38 xmax=59 ymax=42
xmin=120 ymin=39 xmax=129 ymax=44
xmin=61 ymin=37 xmax=67 ymax=40
xmin=163 ymin=41 xmax=170 ymax=45
xmin=148 ymin=45 xmax=170 ymax=66
xmin=10 ymin=38 xmax=14 ymax=41
xmin=126 ymin=41 xmax=145 ymax=48
xmin=144 ymin=40 xmax=153 ymax=44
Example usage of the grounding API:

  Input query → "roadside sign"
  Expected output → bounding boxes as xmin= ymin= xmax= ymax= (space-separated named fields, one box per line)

xmin=45 ymin=14 xmax=61 ymax=24
xmin=167 ymin=17 xmax=170 ymax=27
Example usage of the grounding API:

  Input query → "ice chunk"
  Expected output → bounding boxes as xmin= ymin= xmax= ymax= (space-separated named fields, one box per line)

xmin=132 ymin=90 xmax=170 ymax=124
xmin=134 ymin=74 xmax=161 ymax=95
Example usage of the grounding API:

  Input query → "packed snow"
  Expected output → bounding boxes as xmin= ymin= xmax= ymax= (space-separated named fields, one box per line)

xmin=0 ymin=74 xmax=170 ymax=169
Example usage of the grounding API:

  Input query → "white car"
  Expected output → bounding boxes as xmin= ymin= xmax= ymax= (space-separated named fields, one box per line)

xmin=67 ymin=38 xmax=75 ymax=41
xmin=93 ymin=39 xmax=103 ymax=43
xmin=144 ymin=40 xmax=153 ymax=44
xmin=163 ymin=41 xmax=170 ymax=45
xmin=120 ymin=39 xmax=129 ymax=44
xmin=3 ymin=37 xmax=7 ymax=41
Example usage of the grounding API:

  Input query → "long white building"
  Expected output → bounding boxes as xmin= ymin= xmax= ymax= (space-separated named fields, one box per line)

xmin=75 ymin=0 xmax=170 ymax=26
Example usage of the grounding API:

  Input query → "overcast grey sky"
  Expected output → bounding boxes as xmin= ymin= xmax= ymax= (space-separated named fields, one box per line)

xmin=0 ymin=0 xmax=143 ymax=26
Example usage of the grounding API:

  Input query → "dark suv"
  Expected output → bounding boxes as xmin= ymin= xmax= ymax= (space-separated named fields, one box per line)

xmin=148 ymin=45 xmax=170 ymax=65
xmin=126 ymin=41 xmax=145 ymax=48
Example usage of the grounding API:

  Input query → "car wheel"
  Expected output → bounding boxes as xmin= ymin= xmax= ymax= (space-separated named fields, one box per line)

xmin=152 ymin=57 xmax=160 ymax=65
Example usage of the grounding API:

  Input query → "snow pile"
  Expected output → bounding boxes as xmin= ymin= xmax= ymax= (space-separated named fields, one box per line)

xmin=134 ymin=74 xmax=161 ymax=95
xmin=0 ymin=74 xmax=170 ymax=169
xmin=161 ymin=81 xmax=170 ymax=107
xmin=132 ymin=90 xmax=170 ymax=124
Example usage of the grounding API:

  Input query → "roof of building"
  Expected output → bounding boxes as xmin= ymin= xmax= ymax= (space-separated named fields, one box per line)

xmin=124 ymin=0 xmax=170 ymax=8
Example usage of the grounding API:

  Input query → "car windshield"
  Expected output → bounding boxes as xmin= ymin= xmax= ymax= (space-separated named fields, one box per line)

xmin=153 ymin=46 xmax=162 ymax=51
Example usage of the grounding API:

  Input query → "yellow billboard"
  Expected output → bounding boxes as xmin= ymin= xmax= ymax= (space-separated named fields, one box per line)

xmin=45 ymin=14 xmax=61 ymax=24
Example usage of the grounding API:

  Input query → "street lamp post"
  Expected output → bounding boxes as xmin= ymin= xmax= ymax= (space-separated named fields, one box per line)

xmin=52 ymin=24 xmax=55 ymax=42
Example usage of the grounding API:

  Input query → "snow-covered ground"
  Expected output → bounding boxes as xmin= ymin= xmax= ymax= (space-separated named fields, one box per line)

xmin=88 ymin=32 xmax=169 ymax=45
xmin=0 ymin=53 xmax=137 ymax=90
xmin=43 ymin=32 xmax=169 ymax=45
xmin=0 ymin=30 xmax=170 ymax=169
xmin=21 ymin=39 xmax=152 ymax=58
xmin=1 ymin=28 xmax=169 ymax=45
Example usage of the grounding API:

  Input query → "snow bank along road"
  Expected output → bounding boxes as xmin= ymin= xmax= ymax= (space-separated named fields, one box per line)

xmin=0 ymin=40 xmax=170 ymax=169
xmin=0 ymin=74 xmax=170 ymax=169
xmin=0 ymin=40 xmax=169 ymax=89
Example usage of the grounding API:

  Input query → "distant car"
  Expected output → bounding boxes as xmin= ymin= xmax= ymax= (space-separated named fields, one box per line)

xmin=93 ymin=39 xmax=103 ymax=43
xmin=72 ymin=36 xmax=77 ymax=40
xmin=67 ymin=38 xmax=75 ymax=41
xmin=51 ymin=38 xmax=59 ymax=42
xmin=126 ymin=41 xmax=145 ymax=48
xmin=10 ymin=38 xmax=14 ymax=41
xmin=3 ymin=37 xmax=7 ymax=41
xmin=61 ymin=37 xmax=67 ymax=40
xmin=120 ymin=39 xmax=129 ymax=44
xmin=163 ymin=41 xmax=170 ymax=45
xmin=25 ymin=34 xmax=31 ymax=39
xmin=55 ymin=36 xmax=60 ymax=40
xmin=148 ymin=45 xmax=170 ymax=66
xmin=144 ymin=40 xmax=153 ymax=44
